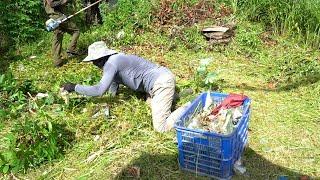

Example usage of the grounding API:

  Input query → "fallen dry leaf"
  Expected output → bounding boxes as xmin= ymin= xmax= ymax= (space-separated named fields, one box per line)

xmin=29 ymin=55 xmax=37 ymax=59
xmin=36 ymin=93 xmax=49 ymax=99
xmin=86 ymin=150 xmax=104 ymax=163
xmin=300 ymin=175 xmax=310 ymax=180
xmin=127 ymin=166 xmax=140 ymax=178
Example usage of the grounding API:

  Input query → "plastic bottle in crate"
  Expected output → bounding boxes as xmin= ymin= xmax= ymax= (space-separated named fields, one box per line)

xmin=175 ymin=92 xmax=251 ymax=179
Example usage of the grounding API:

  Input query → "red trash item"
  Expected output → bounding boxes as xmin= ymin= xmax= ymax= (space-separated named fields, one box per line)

xmin=211 ymin=93 xmax=248 ymax=115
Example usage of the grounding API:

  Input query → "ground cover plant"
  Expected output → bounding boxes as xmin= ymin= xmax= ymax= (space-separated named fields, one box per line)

xmin=0 ymin=0 xmax=319 ymax=179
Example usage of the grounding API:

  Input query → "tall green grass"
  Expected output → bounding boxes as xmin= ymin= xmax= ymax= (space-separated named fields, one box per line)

xmin=227 ymin=0 xmax=320 ymax=47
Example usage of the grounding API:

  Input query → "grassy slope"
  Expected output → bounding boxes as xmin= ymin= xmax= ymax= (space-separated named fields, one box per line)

xmin=2 ymin=19 xmax=320 ymax=179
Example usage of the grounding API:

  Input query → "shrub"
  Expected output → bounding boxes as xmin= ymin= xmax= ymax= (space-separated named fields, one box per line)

xmin=0 ymin=0 xmax=46 ymax=45
xmin=0 ymin=73 xmax=36 ymax=119
xmin=0 ymin=0 xmax=85 ymax=48
xmin=0 ymin=119 xmax=74 ymax=173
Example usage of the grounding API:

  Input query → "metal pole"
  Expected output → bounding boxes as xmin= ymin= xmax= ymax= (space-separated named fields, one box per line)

xmin=62 ymin=0 xmax=104 ymax=22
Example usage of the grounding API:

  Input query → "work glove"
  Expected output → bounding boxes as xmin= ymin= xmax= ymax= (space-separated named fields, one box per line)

xmin=62 ymin=83 xmax=76 ymax=92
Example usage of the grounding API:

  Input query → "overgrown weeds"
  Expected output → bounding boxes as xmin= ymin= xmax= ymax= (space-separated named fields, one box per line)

xmin=265 ymin=50 xmax=320 ymax=89
xmin=232 ymin=0 xmax=320 ymax=47
xmin=233 ymin=22 xmax=264 ymax=55
xmin=0 ymin=119 xmax=74 ymax=174
xmin=99 ymin=0 xmax=154 ymax=46
xmin=0 ymin=73 xmax=36 ymax=119
xmin=230 ymin=21 xmax=320 ymax=89
xmin=0 ymin=73 xmax=78 ymax=174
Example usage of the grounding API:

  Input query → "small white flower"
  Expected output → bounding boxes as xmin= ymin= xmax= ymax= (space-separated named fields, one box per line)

xmin=116 ymin=30 xmax=125 ymax=39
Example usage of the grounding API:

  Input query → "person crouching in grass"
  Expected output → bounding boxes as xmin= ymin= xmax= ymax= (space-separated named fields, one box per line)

xmin=62 ymin=41 xmax=190 ymax=132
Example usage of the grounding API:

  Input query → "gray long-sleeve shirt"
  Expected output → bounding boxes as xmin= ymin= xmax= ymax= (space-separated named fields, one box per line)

xmin=75 ymin=53 xmax=171 ymax=96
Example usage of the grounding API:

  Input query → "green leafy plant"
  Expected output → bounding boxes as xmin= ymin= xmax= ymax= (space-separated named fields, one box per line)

xmin=0 ymin=73 xmax=36 ymax=119
xmin=0 ymin=118 xmax=74 ymax=174
xmin=0 ymin=0 xmax=46 ymax=45
xmin=194 ymin=58 xmax=219 ymax=91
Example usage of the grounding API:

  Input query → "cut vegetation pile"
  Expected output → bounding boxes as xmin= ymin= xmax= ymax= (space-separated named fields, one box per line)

xmin=154 ymin=0 xmax=228 ymax=26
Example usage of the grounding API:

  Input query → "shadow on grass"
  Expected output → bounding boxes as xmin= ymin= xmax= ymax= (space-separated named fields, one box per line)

xmin=276 ymin=75 xmax=320 ymax=91
xmin=114 ymin=152 xmax=205 ymax=180
xmin=52 ymin=122 xmax=76 ymax=151
xmin=1 ymin=122 xmax=76 ymax=175
xmin=0 ymin=53 xmax=23 ymax=74
xmin=239 ymin=147 xmax=305 ymax=179
xmin=229 ymin=77 xmax=319 ymax=93
xmin=114 ymin=148 xmax=306 ymax=180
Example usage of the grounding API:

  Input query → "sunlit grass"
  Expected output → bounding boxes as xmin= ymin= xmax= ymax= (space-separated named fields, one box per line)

xmin=1 ymin=0 xmax=319 ymax=178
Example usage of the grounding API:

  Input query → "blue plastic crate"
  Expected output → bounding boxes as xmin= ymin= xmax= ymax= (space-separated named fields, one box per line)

xmin=175 ymin=92 xmax=251 ymax=180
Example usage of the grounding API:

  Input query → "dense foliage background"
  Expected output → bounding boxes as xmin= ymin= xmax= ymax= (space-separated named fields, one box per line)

xmin=0 ymin=0 xmax=45 ymax=50
xmin=1 ymin=0 xmax=320 ymax=52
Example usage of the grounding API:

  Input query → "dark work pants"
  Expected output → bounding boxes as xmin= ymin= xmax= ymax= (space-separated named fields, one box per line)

xmin=52 ymin=20 xmax=80 ymax=65
xmin=83 ymin=0 xmax=103 ymax=25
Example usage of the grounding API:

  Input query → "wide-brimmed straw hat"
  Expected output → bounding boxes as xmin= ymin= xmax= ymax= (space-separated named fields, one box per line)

xmin=83 ymin=41 xmax=117 ymax=62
